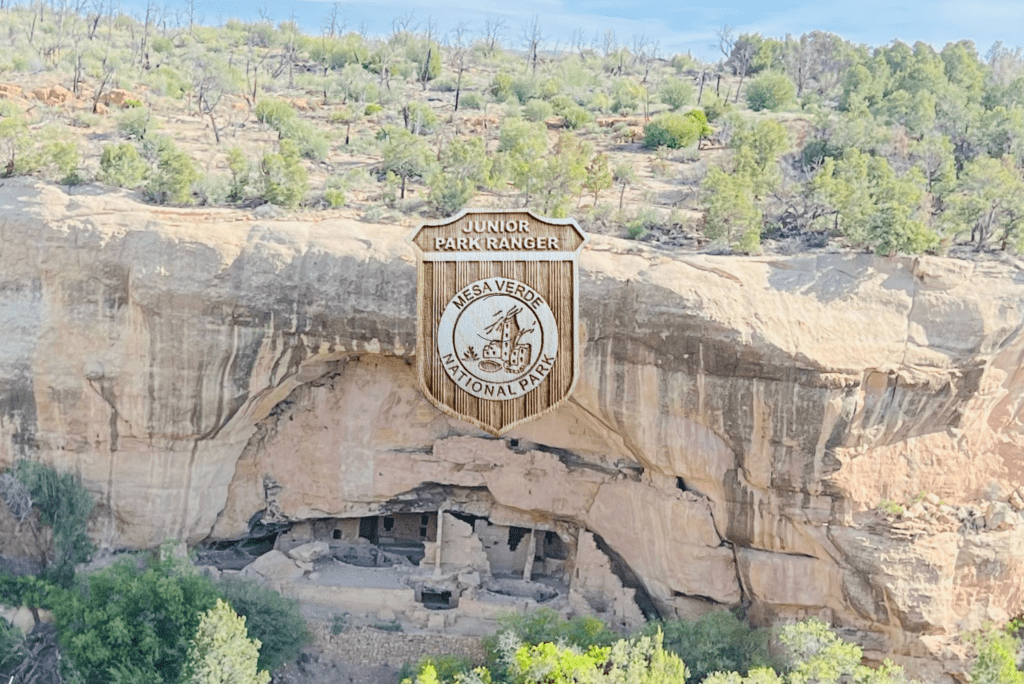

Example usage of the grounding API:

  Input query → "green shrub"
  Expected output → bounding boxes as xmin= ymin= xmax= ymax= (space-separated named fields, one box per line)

xmin=254 ymin=99 xmax=328 ymax=160
xmin=588 ymin=92 xmax=612 ymax=114
xmin=510 ymin=75 xmax=539 ymax=104
xmin=254 ymin=97 xmax=297 ymax=131
xmin=147 ymin=65 xmax=190 ymax=99
xmin=878 ymin=500 xmax=905 ymax=516
xmin=408 ymin=37 xmax=442 ymax=83
xmin=484 ymin=608 xmax=615 ymax=665
xmin=39 ymin=127 xmax=81 ymax=185
xmin=612 ymin=79 xmax=643 ymax=114
xmin=329 ymin=108 xmax=353 ymax=124
xmin=325 ymin=188 xmax=346 ymax=207
xmin=182 ymin=599 xmax=270 ymax=684
xmin=523 ymin=99 xmax=554 ymax=122
xmin=52 ymin=554 xmax=221 ymax=684
xmin=428 ymin=172 xmax=475 ymax=216
xmin=0 ymin=617 xmax=26 ymax=678
xmin=149 ymin=36 xmax=174 ymax=54
xmin=561 ymin=102 xmax=592 ymax=129
xmin=364 ymin=103 xmax=383 ymax=116
xmin=12 ymin=461 xmax=94 ymax=587
xmin=970 ymin=625 xmax=1024 ymax=684
xmin=745 ymin=71 xmax=796 ymax=111
xmin=215 ymin=578 xmax=308 ymax=674
xmin=260 ymin=139 xmax=307 ymax=208
xmin=540 ymin=78 xmax=562 ymax=99
xmin=279 ymin=118 xmax=330 ymax=160
xmin=626 ymin=207 xmax=659 ymax=239
xmin=702 ymin=166 xmax=762 ymax=252
xmin=672 ymin=53 xmax=696 ymax=71
xmin=490 ymin=72 xmax=515 ymax=102
xmin=195 ymin=174 xmax=231 ymax=205
xmin=416 ymin=655 xmax=474 ymax=682
xmin=490 ymin=630 xmax=687 ymax=684
xmin=660 ymin=78 xmax=694 ymax=110
xmin=0 ymin=572 xmax=59 ymax=609
xmin=459 ymin=92 xmax=483 ymax=110
xmin=404 ymin=101 xmax=439 ymax=135
xmin=99 ymin=142 xmax=148 ymax=188
xmin=226 ymin=146 xmax=251 ymax=201
xmin=117 ymin=106 xmax=154 ymax=139
xmin=0 ymin=101 xmax=31 ymax=176
xmin=643 ymin=110 xmax=712 ymax=149
xmin=372 ymin=620 xmax=403 ymax=632
xmin=72 ymin=112 xmax=101 ymax=128
xmin=647 ymin=611 xmax=774 ymax=682
xmin=144 ymin=136 xmax=199 ymax=205
xmin=330 ymin=613 xmax=349 ymax=635
xmin=551 ymin=96 xmax=593 ymax=129
xmin=703 ymin=94 xmax=732 ymax=122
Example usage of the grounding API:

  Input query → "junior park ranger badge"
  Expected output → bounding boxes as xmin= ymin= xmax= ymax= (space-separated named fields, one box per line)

xmin=408 ymin=210 xmax=588 ymax=436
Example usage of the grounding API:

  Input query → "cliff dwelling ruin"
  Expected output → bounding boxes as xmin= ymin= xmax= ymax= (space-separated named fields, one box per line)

xmin=199 ymin=486 xmax=648 ymax=634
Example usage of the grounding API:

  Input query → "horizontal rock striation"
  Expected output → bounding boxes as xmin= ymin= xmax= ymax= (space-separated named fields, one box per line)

xmin=1 ymin=179 xmax=1023 ymax=678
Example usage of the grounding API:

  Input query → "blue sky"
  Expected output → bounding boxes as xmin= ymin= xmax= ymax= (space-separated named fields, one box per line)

xmin=166 ymin=0 xmax=1023 ymax=59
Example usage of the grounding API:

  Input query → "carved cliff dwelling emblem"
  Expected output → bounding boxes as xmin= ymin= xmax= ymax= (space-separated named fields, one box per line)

xmin=409 ymin=210 xmax=588 ymax=435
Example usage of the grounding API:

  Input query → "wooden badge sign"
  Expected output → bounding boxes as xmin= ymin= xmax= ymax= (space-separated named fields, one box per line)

xmin=408 ymin=210 xmax=588 ymax=436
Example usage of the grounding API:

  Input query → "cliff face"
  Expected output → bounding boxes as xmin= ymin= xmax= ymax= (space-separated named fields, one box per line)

xmin=2 ymin=179 xmax=1024 ymax=675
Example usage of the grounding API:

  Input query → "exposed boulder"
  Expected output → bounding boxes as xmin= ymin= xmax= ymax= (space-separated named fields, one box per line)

xmin=286 ymin=541 xmax=330 ymax=563
xmin=31 ymin=84 xmax=73 ymax=106
xmin=240 ymin=550 xmax=305 ymax=584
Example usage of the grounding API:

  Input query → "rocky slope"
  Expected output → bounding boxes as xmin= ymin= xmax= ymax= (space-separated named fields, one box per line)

xmin=2 ymin=179 xmax=1024 ymax=679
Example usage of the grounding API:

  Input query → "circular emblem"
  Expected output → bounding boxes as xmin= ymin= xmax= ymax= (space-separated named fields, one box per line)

xmin=437 ymin=277 xmax=558 ymax=400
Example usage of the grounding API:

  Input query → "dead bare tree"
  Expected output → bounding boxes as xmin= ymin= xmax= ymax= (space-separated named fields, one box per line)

xmin=376 ymin=38 xmax=398 ymax=95
xmin=570 ymin=27 xmax=587 ymax=60
xmin=522 ymin=14 xmax=543 ymax=74
xmin=482 ymin=15 xmax=505 ymax=56
xmin=447 ymin=21 xmax=470 ymax=111
xmin=193 ymin=57 xmax=228 ymax=144
xmin=243 ymin=22 xmax=271 ymax=106
xmin=418 ymin=15 xmax=437 ymax=90
xmin=714 ymin=24 xmax=735 ymax=60
xmin=714 ymin=25 xmax=754 ymax=103
xmin=730 ymin=39 xmax=755 ymax=103
xmin=602 ymin=29 xmax=616 ymax=58
xmin=271 ymin=8 xmax=302 ymax=87
xmin=322 ymin=1 xmax=341 ymax=40
xmin=86 ymin=0 xmax=104 ymax=39
xmin=183 ymin=0 xmax=201 ymax=34
xmin=391 ymin=9 xmax=415 ymax=35
xmin=630 ymin=32 xmax=649 ymax=67
xmin=91 ymin=52 xmax=114 ymax=113
xmin=139 ymin=0 xmax=156 ymax=69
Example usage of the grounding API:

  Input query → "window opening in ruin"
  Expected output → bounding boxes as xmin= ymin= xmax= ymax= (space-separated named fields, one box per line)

xmin=676 ymin=477 xmax=687 ymax=492
xmin=421 ymin=589 xmax=453 ymax=610
xmin=543 ymin=531 xmax=568 ymax=560
xmin=449 ymin=510 xmax=485 ymax=527
xmin=383 ymin=516 xmax=395 ymax=532
xmin=421 ymin=514 xmax=429 ymax=524
xmin=333 ymin=529 xmax=342 ymax=540
xmin=358 ymin=516 xmax=379 ymax=545
xmin=509 ymin=438 xmax=520 ymax=448
xmin=507 ymin=526 xmax=529 ymax=551
xmin=419 ymin=526 xmax=428 ymax=538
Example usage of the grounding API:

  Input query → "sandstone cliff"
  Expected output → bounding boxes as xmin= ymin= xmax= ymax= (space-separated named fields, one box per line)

xmin=2 ymin=179 xmax=1024 ymax=678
